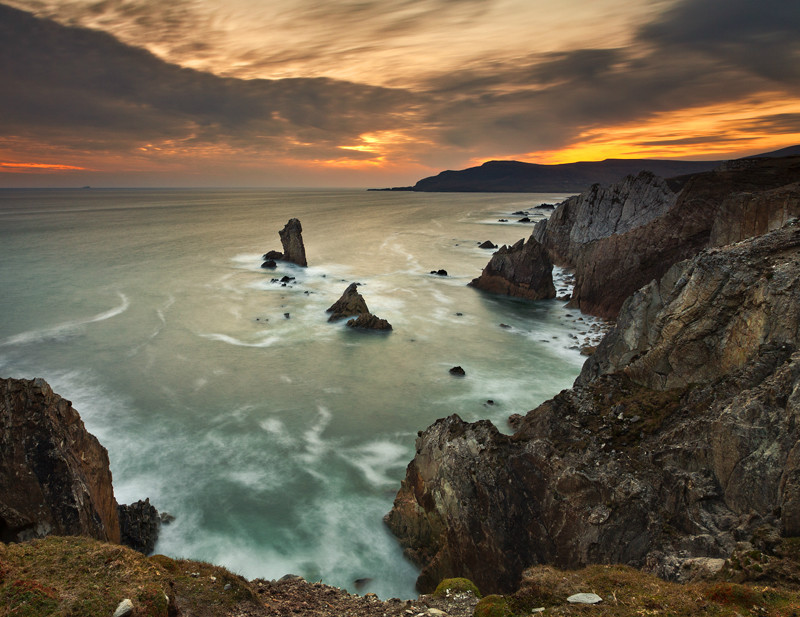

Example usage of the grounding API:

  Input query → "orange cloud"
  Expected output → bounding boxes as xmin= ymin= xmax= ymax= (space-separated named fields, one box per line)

xmin=524 ymin=97 xmax=800 ymax=164
xmin=0 ymin=161 xmax=87 ymax=171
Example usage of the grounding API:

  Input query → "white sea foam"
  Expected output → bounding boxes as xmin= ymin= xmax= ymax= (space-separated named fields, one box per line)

xmin=0 ymin=292 xmax=129 ymax=347
xmin=343 ymin=440 xmax=410 ymax=486
xmin=199 ymin=332 xmax=281 ymax=348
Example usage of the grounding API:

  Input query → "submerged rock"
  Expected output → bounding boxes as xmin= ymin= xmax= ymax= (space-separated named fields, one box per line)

xmin=327 ymin=283 xmax=370 ymax=322
xmin=469 ymin=236 xmax=555 ymax=301
xmin=479 ymin=240 xmax=498 ymax=249
xmin=278 ymin=218 xmax=308 ymax=267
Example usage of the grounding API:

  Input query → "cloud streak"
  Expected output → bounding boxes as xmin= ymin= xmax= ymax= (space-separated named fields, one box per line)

xmin=1 ymin=0 xmax=799 ymax=186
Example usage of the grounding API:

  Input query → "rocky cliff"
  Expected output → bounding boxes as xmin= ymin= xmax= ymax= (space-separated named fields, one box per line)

xmin=0 ymin=377 xmax=121 ymax=544
xmin=563 ymin=157 xmax=800 ymax=318
xmin=386 ymin=221 xmax=800 ymax=595
xmin=468 ymin=236 xmax=556 ymax=301
xmin=532 ymin=170 xmax=678 ymax=266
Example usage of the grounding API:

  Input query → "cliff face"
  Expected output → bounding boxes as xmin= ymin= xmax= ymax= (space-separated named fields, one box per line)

xmin=468 ymin=236 xmax=556 ymax=300
xmin=533 ymin=171 xmax=678 ymax=266
xmin=0 ymin=377 xmax=121 ymax=543
xmin=567 ymin=157 xmax=800 ymax=318
xmin=386 ymin=222 xmax=800 ymax=595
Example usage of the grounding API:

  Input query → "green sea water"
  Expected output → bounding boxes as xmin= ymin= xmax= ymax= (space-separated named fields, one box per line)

xmin=0 ymin=188 xmax=589 ymax=598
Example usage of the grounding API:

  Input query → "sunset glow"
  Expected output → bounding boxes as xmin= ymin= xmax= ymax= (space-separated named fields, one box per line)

xmin=0 ymin=0 xmax=798 ymax=186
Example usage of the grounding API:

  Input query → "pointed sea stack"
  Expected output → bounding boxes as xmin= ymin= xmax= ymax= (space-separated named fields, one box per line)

xmin=327 ymin=283 xmax=370 ymax=322
xmin=279 ymin=218 xmax=308 ymax=267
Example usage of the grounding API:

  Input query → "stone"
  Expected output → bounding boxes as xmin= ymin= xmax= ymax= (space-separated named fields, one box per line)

xmin=469 ymin=236 xmax=556 ymax=301
xmin=479 ymin=241 xmax=498 ymax=249
xmin=0 ymin=377 xmax=121 ymax=544
xmin=567 ymin=593 xmax=602 ymax=604
xmin=261 ymin=259 xmax=277 ymax=268
xmin=113 ymin=599 xmax=134 ymax=617
xmin=346 ymin=314 xmax=392 ymax=331
xmin=263 ymin=250 xmax=283 ymax=260
xmin=517 ymin=217 xmax=531 ymax=223
xmin=449 ymin=366 xmax=466 ymax=376
xmin=118 ymin=498 xmax=160 ymax=554
xmin=327 ymin=283 xmax=370 ymax=322
xmin=278 ymin=218 xmax=308 ymax=267
xmin=431 ymin=269 xmax=448 ymax=276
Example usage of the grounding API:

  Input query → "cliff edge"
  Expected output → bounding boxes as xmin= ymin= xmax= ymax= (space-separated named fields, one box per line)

xmin=386 ymin=221 xmax=800 ymax=594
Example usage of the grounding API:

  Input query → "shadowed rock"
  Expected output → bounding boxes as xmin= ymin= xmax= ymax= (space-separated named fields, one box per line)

xmin=327 ymin=283 xmax=370 ymax=322
xmin=279 ymin=218 xmax=307 ymax=267
xmin=346 ymin=314 xmax=392 ymax=331
xmin=118 ymin=498 xmax=160 ymax=555
xmin=469 ymin=236 xmax=555 ymax=300
xmin=0 ymin=377 xmax=121 ymax=544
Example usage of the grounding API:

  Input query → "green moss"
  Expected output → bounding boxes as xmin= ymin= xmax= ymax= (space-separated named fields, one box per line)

xmin=432 ymin=577 xmax=481 ymax=598
xmin=1 ymin=578 xmax=60 ymax=616
xmin=473 ymin=594 xmax=513 ymax=617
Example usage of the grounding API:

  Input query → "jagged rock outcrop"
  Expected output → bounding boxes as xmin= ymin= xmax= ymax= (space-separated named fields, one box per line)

xmin=118 ymin=498 xmax=160 ymax=555
xmin=0 ymin=377 xmax=121 ymax=544
xmin=579 ymin=222 xmax=800 ymax=388
xmin=468 ymin=236 xmax=556 ymax=301
xmin=386 ymin=222 xmax=800 ymax=595
xmin=533 ymin=171 xmax=678 ymax=266
xmin=326 ymin=283 xmax=370 ymax=322
xmin=346 ymin=313 xmax=392 ymax=331
xmin=539 ymin=156 xmax=800 ymax=318
xmin=279 ymin=218 xmax=308 ymax=267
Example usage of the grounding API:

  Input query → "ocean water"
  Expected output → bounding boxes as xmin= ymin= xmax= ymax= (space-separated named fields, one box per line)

xmin=0 ymin=188 xmax=589 ymax=599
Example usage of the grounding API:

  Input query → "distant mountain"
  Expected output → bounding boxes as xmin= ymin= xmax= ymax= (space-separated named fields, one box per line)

xmin=375 ymin=146 xmax=799 ymax=193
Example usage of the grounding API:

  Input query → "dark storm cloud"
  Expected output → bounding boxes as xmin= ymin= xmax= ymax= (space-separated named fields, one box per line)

xmin=0 ymin=3 xmax=416 ymax=155
xmin=420 ymin=0 xmax=800 ymax=154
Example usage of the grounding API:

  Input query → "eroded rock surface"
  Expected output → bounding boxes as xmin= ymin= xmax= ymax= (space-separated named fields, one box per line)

xmin=118 ymin=498 xmax=160 ymax=555
xmin=279 ymin=218 xmax=308 ymax=267
xmin=548 ymin=156 xmax=800 ymax=318
xmin=327 ymin=283 xmax=370 ymax=322
xmin=386 ymin=222 xmax=800 ymax=595
xmin=0 ymin=377 xmax=121 ymax=543
xmin=468 ymin=236 xmax=555 ymax=300
xmin=346 ymin=313 xmax=392 ymax=331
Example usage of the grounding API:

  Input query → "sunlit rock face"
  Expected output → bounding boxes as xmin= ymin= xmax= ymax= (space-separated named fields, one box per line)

xmin=387 ymin=222 xmax=800 ymax=595
xmin=468 ymin=236 xmax=556 ymax=301
xmin=0 ymin=377 xmax=121 ymax=544
xmin=534 ymin=157 xmax=800 ymax=319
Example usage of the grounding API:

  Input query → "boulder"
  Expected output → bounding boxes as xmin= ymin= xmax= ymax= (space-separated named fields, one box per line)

xmin=278 ymin=218 xmax=308 ymax=267
xmin=261 ymin=259 xmax=277 ymax=269
xmin=479 ymin=241 xmax=498 ymax=249
xmin=327 ymin=283 xmax=370 ymax=322
xmin=449 ymin=366 xmax=466 ymax=376
xmin=469 ymin=236 xmax=556 ymax=301
xmin=346 ymin=314 xmax=392 ymax=331
xmin=0 ymin=377 xmax=121 ymax=544
xmin=430 ymin=269 xmax=448 ymax=276
xmin=386 ymin=222 xmax=800 ymax=594
xmin=262 ymin=250 xmax=283 ymax=260
xmin=118 ymin=498 xmax=160 ymax=555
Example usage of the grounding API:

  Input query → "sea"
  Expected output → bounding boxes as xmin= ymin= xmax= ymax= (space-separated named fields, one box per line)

xmin=0 ymin=188 xmax=595 ymax=599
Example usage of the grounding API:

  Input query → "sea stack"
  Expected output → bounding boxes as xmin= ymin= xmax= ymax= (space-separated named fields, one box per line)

xmin=279 ymin=218 xmax=308 ymax=267
xmin=469 ymin=235 xmax=556 ymax=300
xmin=326 ymin=283 xmax=370 ymax=322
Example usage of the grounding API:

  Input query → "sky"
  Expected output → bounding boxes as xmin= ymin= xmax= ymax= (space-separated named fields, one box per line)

xmin=1 ymin=0 xmax=799 ymax=187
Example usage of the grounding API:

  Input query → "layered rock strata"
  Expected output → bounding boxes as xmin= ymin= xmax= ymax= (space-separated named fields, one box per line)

xmin=386 ymin=222 xmax=800 ymax=595
xmin=118 ymin=498 xmax=161 ymax=555
xmin=468 ymin=236 xmax=556 ymax=300
xmin=0 ymin=377 xmax=121 ymax=543
xmin=537 ymin=156 xmax=800 ymax=318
